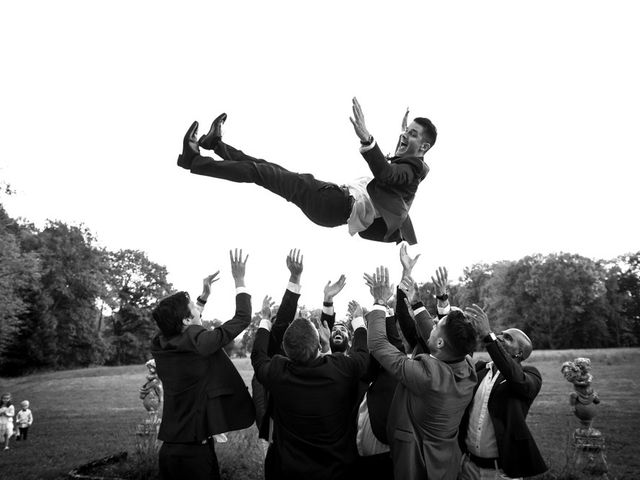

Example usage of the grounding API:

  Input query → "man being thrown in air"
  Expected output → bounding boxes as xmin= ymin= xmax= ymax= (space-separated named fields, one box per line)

xmin=176 ymin=98 xmax=436 ymax=245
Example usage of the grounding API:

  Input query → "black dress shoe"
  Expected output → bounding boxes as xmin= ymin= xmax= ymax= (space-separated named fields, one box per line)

xmin=198 ymin=113 xmax=227 ymax=150
xmin=177 ymin=121 xmax=200 ymax=169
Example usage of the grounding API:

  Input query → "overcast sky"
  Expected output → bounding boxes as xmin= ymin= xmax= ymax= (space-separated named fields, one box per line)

xmin=2 ymin=1 xmax=639 ymax=319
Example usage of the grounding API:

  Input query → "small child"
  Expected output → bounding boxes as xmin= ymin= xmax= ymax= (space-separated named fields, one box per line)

xmin=0 ymin=393 xmax=15 ymax=450
xmin=15 ymin=400 xmax=33 ymax=441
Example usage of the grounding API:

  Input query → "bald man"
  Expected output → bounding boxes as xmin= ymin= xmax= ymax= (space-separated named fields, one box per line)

xmin=458 ymin=305 xmax=547 ymax=480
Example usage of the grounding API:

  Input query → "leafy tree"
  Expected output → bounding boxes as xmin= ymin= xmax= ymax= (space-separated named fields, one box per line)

xmin=103 ymin=249 xmax=173 ymax=365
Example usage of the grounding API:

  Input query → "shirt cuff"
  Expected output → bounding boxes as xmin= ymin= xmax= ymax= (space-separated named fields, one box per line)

xmin=259 ymin=319 xmax=272 ymax=331
xmin=437 ymin=304 xmax=450 ymax=316
xmin=322 ymin=305 xmax=334 ymax=316
xmin=371 ymin=304 xmax=387 ymax=313
xmin=414 ymin=306 xmax=427 ymax=316
xmin=236 ymin=287 xmax=248 ymax=295
xmin=352 ymin=316 xmax=366 ymax=330
xmin=287 ymin=282 xmax=302 ymax=294
xmin=359 ymin=139 xmax=377 ymax=153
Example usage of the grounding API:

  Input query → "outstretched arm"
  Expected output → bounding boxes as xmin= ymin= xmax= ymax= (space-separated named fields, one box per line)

xmin=431 ymin=266 xmax=451 ymax=319
xmin=192 ymin=249 xmax=251 ymax=355
xmin=269 ymin=249 xmax=303 ymax=356
xmin=466 ymin=304 xmax=542 ymax=399
xmin=321 ymin=274 xmax=346 ymax=331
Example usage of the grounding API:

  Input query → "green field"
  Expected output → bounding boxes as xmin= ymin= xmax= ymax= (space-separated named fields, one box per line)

xmin=0 ymin=349 xmax=639 ymax=479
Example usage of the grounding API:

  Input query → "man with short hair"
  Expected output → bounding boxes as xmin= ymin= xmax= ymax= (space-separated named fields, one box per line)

xmin=151 ymin=249 xmax=254 ymax=480
xmin=251 ymin=277 xmax=369 ymax=480
xmin=366 ymin=266 xmax=477 ymax=480
xmin=177 ymin=98 xmax=436 ymax=245
xmin=459 ymin=305 xmax=547 ymax=480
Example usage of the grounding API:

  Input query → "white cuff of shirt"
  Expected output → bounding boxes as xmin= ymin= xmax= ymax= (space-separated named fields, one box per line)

xmin=352 ymin=316 xmax=366 ymax=330
xmin=437 ymin=305 xmax=450 ymax=316
xmin=322 ymin=305 xmax=334 ymax=315
xmin=414 ymin=306 xmax=427 ymax=316
xmin=371 ymin=304 xmax=387 ymax=313
xmin=236 ymin=287 xmax=248 ymax=295
xmin=259 ymin=319 xmax=272 ymax=331
xmin=287 ymin=282 xmax=302 ymax=294
xmin=359 ymin=139 xmax=377 ymax=153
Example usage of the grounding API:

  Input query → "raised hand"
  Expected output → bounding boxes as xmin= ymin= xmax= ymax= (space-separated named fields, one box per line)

xmin=199 ymin=271 xmax=221 ymax=301
xmin=347 ymin=300 xmax=363 ymax=319
xmin=364 ymin=266 xmax=394 ymax=306
xmin=286 ymin=248 xmax=304 ymax=283
xmin=399 ymin=275 xmax=419 ymax=305
xmin=401 ymin=107 xmax=409 ymax=132
xmin=399 ymin=242 xmax=421 ymax=277
xmin=431 ymin=267 xmax=449 ymax=297
xmin=324 ymin=274 xmax=346 ymax=302
xmin=349 ymin=97 xmax=372 ymax=143
xmin=318 ymin=319 xmax=331 ymax=353
xmin=230 ymin=248 xmax=248 ymax=287
xmin=465 ymin=304 xmax=491 ymax=338
xmin=260 ymin=295 xmax=275 ymax=319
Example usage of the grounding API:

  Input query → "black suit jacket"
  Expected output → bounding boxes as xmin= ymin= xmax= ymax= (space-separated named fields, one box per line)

xmin=359 ymin=143 xmax=428 ymax=245
xmin=458 ymin=340 xmax=547 ymax=477
xmin=252 ymin=326 xmax=370 ymax=480
xmin=152 ymin=292 xmax=255 ymax=443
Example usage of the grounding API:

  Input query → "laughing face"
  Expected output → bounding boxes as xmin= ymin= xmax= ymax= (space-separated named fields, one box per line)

xmin=394 ymin=121 xmax=429 ymax=158
xmin=330 ymin=323 xmax=350 ymax=353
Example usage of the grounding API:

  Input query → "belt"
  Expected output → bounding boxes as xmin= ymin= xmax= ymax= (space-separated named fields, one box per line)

xmin=468 ymin=452 xmax=501 ymax=470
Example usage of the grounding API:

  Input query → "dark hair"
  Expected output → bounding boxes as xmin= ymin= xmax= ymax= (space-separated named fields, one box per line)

xmin=443 ymin=310 xmax=476 ymax=357
xmin=413 ymin=117 xmax=437 ymax=148
xmin=152 ymin=291 xmax=191 ymax=338
xmin=283 ymin=318 xmax=319 ymax=365
xmin=0 ymin=393 xmax=11 ymax=407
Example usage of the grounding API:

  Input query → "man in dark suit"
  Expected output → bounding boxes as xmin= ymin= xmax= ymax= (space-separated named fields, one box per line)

xmin=459 ymin=305 xmax=548 ymax=479
xmin=251 ymin=281 xmax=369 ymax=480
xmin=150 ymin=249 xmax=255 ymax=480
xmin=176 ymin=98 xmax=436 ymax=245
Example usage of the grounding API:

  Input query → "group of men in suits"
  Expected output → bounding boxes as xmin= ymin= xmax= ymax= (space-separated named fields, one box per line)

xmin=149 ymin=244 xmax=547 ymax=480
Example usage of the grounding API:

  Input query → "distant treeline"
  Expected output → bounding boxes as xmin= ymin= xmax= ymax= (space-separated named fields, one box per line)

xmin=1 ymin=193 xmax=639 ymax=374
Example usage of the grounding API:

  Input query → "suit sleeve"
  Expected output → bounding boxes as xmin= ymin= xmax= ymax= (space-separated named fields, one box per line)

xmin=343 ymin=327 xmax=370 ymax=377
xmin=486 ymin=339 xmax=542 ymax=399
xmin=191 ymin=292 xmax=252 ymax=355
xmin=251 ymin=328 xmax=274 ymax=388
xmin=268 ymin=287 xmax=300 ymax=356
xmin=361 ymin=143 xmax=427 ymax=186
xmin=395 ymin=286 xmax=418 ymax=351
xmin=367 ymin=308 xmax=432 ymax=394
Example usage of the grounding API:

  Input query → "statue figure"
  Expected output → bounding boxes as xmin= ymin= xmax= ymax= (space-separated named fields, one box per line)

xmin=560 ymin=357 xmax=608 ymax=479
xmin=136 ymin=359 xmax=163 ymax=457
xmin=561 ymin=357 xmax=600 ymax=430
xmin=139 ymin=359 xmax=163 ymax=414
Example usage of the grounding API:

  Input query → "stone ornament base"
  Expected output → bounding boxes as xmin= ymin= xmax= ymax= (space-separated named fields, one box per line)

xmin=572 ymin=428 xmax=609 ymax=479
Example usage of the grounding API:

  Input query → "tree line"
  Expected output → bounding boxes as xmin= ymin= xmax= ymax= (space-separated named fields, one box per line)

xmin=1 ymin=190 xmax=638 ymax=373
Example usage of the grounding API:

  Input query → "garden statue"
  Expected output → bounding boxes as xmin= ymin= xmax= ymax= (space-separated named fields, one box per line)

xmin=136 ymin=359 xmax=162 ymax=456
xmin=561 ymin=357 xmax=608 ymax=479
xmin=139 ymin=359 xmax=163 ymax=414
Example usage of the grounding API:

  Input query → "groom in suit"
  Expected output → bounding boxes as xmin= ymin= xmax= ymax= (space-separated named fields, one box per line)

xmin=459 ymin=305 xmax=548 ymax=479
xmin=176 ymin=98 xmax=436 ymax=245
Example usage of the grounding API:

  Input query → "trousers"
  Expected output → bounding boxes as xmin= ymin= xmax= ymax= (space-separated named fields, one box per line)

xmin=190 ymin=142 xmax=353 ymax=228
xmin=159 ymin=440 xmax=220 ymax=480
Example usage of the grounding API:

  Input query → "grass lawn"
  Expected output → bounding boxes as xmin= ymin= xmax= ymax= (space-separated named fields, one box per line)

xmin=0 ymin=349 xmax=639 ymax=479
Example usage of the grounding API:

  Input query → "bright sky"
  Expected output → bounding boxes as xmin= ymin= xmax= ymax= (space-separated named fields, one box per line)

xmin=2 ymin=1 xmax=639 ymax=320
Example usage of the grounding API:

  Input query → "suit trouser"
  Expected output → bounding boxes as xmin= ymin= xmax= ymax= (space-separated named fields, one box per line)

xmin=190 ymin=142 xmax=353 ymax=228
xmin=159 ymin=440 xmax=220 ymax=480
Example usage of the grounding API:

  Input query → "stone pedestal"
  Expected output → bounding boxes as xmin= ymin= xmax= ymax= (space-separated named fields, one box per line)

xmin=572 ymin=427 xmax=609 ymax=479
xmin=135 ymin=411 xmax=161 ymax=457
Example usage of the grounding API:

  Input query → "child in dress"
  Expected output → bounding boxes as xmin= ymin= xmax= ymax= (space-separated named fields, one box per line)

xmin=15 ymin=400 xmax=33 ymax=441
xmin=0 ymin=393 xmax=15 ymax=450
